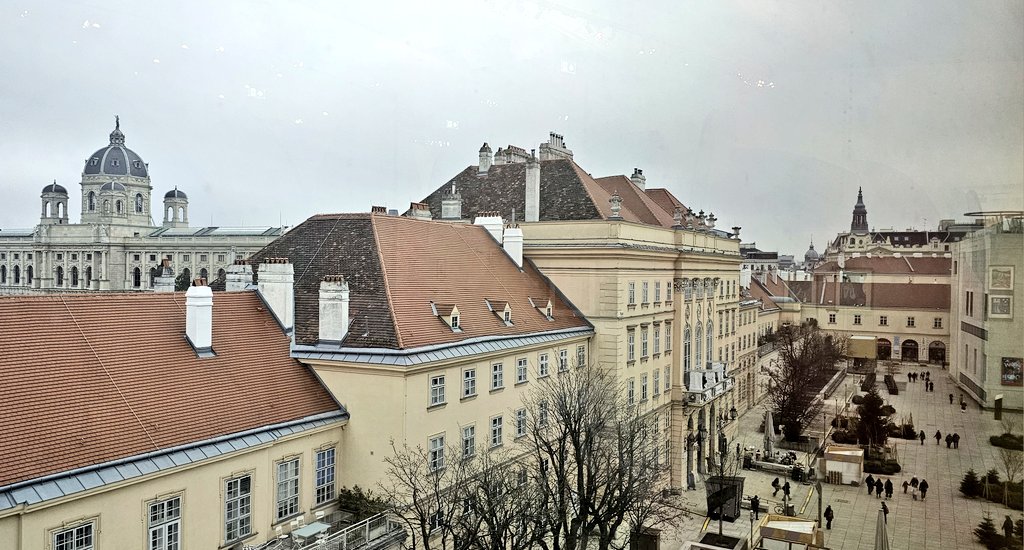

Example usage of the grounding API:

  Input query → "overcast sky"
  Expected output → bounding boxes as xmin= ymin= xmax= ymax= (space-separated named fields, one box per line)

xmin=1 ymin=0 xmax=1020 ymax=255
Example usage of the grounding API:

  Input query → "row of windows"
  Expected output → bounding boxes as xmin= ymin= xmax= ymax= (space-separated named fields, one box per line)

xmin=51 ymin=448 xmax=336 ymax=549
xmin=0 ymin=264 xmax=33 ymax=285
xmin=627 ymin=280 xmax=674 ymax=306
xmin=626 ymin=366 xmax=671 ymax=404
xmin=626 ymin=322 xmax=673 ymax=361
xmin=429 ymin=409 xmax=534 ymax=470
xmin=429 ymin=347 xmax=585 ymax=407
xmin=825 ymin=313 xmax=942 ymax=329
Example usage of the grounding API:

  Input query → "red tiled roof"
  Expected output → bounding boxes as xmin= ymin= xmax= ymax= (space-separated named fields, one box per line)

xmin=644 ymin=188 xmax=688 ymax=218
xmin=789 ymin=277 xmax=950 ymax=309
xmin=592 ymin=175 xmax=677 ymax=227
xmin=0 ymin=292 xmax=338 ymax=487
xmin=815 ymin=256 xmax=951 ymax=275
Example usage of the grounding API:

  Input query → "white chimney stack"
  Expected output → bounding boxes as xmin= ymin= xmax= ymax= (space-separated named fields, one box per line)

xmin=441 ymin=184 xmax=462 ymax=220
xmin=154 ymin=259 xmax=175 ymax=293
xmin=185 ymin=284 xmax=214 ymax=354
xmin=503 ymin=225 xmax=524 ymax=268
xmin=318 ymin=275 xmax=350 ymax=343
xmin=226 ymin=261 xmax=253 ymax=292
xmin=630 ymin=168 xmax=646 ymax=190
xmin=258 ymin=258 xmax=294 ymax=332
xmin=473 ymin=213 xmax=504 ymax=243
xmin=407 ymin=202 xmax=432 ymax=220
xmin=478 ymin=142 xmax=492 ymax=174
xmin=525 ymin=150 xmax=540 ymax=222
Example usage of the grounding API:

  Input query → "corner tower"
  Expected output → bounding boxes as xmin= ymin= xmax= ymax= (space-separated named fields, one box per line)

xmin=851 ymin=187 xmax=868 ymax=234
xmin=80 ymin=116 xmax=153 ymax=227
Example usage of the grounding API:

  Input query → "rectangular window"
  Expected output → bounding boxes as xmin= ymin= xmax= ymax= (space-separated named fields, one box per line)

xmin=516 ymin=408 xmax=527 ymax=437
xmin=907 ymin=316 xmax=915 ymax=328
xmin=133 ymin=254 xmax=140 ymax=261
xmin=490 ymin=416 xmax=503 ymax=447
xmin=539 ymin=401 xmax=549 ymax=427
xmin=429 ymin=435 xmax=445 ymax=471
xmin=576 ymin=345 xmax=586 ymax=368
xmin=641 ymin=373 xmax=648 ymax=400
xmin=56 ymin=253 xmax=63 ymax=260
xmin=462 ymin=426 xmax=476 ymax=458
xmin=653 ymin=368 xmax=661 ymax=395
xmin=430 ymin=375 xmax=446 ymax=405
xmin=217 ymin=254 xmax=226 ymax=263
xmin=182 ymin=254 xmax=190 ymax=262
xmin=225 ymin=475 xmax=252 ymax=542
xmin=654 ymin=281 xmax=661 ymax=302
xmin=718 ymin=312 xmax=723 ymax=336
xmin=463 ymin=369 xmax=476 ymax=397
xmin=642 ymin=281 xmax=649 ymax=303
xmin=933 ymin=317 xmax=942 ymax=329
xmin=315 ymin=448 xmax=336 ymax=505
xmin=276 ymin=458 xmax=299 ymax=520
xmin=539 ymin=353 xmax=550 ymax=376
xmin=853 ymin=314 xmax=862 ymax=325
xmin=666 ymin=281 xmax=673 ymax=302
xmin=879 ymin=315 xmax=888 ymax=326
xmin=628 ymin=281 xmax=636 ymax=305
xmin=559 ymin=349 xmax=569 ymax=371
xmin=627 ymin=378 xmax=635 ymax=404
xmin=54 ymin=522 xmax=94 ymax=550
xmin=828 ymin=313 xmax=836 ymax=324
xmin=516 ymin=358 xmax=528 ymax=384
xmin=665 ymin=322 xmax=672 ymax=351
xmin=664 ymin=366 xmax=670 ymax=391
xmin=641 ymin=327 xmax=649 ymax=357
xmin=491 ymin=363 xmax=504 ymax=390
xmin=149 ymin=496 xmax=182 ymax=550
xmin=627 ymin=329 xmax=636 ymax=361
xmin=653 ymin=325 xmax=661 ymax=354
xmin=148 ymin=254 xmax=155 ymax=261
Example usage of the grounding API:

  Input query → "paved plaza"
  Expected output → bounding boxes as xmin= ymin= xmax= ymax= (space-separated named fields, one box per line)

xmin=662 ymin=362 xmax=1023 ymax=549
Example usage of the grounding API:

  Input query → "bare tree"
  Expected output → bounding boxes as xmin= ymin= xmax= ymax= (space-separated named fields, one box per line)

xmin=999 ymin=448 xmax=1023 ymax=485
xmin=766 ymin=324 xmax=847 ymax=441
xmin=1001 ymin=415 xmax=1022 ymax=436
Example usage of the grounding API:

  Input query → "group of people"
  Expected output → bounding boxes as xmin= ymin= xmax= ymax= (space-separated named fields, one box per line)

xmin=863 ymin=474 xmax=930 ymax=500
xmin=909 ymin=370 xmax=935 ymax=392
xmin=933 ymin=430 xmax=961 ymax=448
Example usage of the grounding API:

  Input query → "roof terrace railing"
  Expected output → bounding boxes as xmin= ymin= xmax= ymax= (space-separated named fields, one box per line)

xmin=293 ymin=512 xmax=405 ymax=550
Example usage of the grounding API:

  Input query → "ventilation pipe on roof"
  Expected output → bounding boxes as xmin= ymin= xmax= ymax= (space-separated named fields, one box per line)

xmin=257 ymin=258 xmax=294 ymax=332
xmin=185 ymin=284 xmax=214 ymax=355
xmin=474 ymin=212 xmax=504 ymax=243
xmin=630 ymin=168 xmax=646 ymax=190
xmin=525 ymin=150 xmax=540 ymax=222
xmin=503 ymin=225 xmax=524 ymax=268
xmin=318 ymin=275 xmax=349 ymax=344
xmin=226 ymin=260 xmax=253 ymax=292
xmin=154 ymin=259 xmax=175 ymax=292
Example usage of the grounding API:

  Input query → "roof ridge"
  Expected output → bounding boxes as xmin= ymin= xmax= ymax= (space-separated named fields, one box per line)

xmin=568 ymin=161 xmax=612 ymax=219
xmin=369 ymin=216 xmax=404 ymax=349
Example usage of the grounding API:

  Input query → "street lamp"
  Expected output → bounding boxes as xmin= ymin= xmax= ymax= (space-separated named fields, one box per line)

xmin=749 ymin=508 xmax=755 ymax=549
xmin=730 ymin=405 xmax=738 ymax=420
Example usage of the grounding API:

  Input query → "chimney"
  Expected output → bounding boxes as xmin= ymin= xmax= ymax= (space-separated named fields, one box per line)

xmin=478 ymin=142 xmax=492 ymax=174
xmin=474 ymin=212 xmax=504 ymax=243
xmin=370 ymin=205 xmax=387 ymax=214
xmin=154 ymin=259 xmax=175 ymax=292
xmin=319 ymin=275 xmax=350 ymax=343
xmin=630 ymin=168 xmax=646 ymax=190
xmin=525 ymin=150 xmax=540 ymax=222
xmin=185 ymin=284 xmax=214 ymax=355
xmin=503 ymin=225 xmax=524 ymax=268
xmin=258 ymin=258 xmax=294 ymax=331
xmin=441 ymin=184 xmax=462 ymax=220
xmin=408 ymin=202 xmax=432 ymax=220
xmin=538 ymin=132 xmax=573 ymax=161
xmin=226 ymin=259 xmax=253 ymax=292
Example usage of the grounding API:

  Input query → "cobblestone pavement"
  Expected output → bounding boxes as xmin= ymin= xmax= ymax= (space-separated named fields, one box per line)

xmin=661 ymin=363 xmax=1023 ymax=550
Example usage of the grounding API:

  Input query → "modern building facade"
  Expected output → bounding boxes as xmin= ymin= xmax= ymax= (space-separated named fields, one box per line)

xmin=0 ymin=119 xmax=285 ymax=294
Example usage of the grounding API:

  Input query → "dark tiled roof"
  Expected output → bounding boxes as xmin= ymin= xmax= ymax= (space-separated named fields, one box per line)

xmin=792 ymin=277 xmax=950 ymax=309
xmin=0 ymin=292 xmax=338 ymax=487
xmin=815 ymin=256 xmax=950 ymax=275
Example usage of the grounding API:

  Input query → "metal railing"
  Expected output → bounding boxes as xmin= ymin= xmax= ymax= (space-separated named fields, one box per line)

xmin=294 ymin=513 xmax=404 ymax=550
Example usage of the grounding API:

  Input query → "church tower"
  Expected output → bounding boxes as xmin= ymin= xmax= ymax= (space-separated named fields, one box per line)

xmin=850 ymin=187 xmax=868 ymax=234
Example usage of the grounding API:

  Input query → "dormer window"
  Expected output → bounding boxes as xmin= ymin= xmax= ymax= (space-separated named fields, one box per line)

xmin=451 ymin=314 xmax=460 ymax=329
xmin=531 ymin=297 xmax=554 ymax=320
xmin=503 ymin=310 xmax=512 ymax=323
xmin=89 ymin=158 xmax=99 ymax=166
xmin=111 ymin=159 xmax=119 ymax=167
xmin=487 ymin=299 xmax=513 ymax=326
xmin=433 ymin=303 xmax=461 ymax=332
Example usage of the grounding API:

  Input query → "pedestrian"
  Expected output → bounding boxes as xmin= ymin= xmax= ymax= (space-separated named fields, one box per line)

xmin=783 ymin=481 xmax=791 ymax=499
xmin=824 ymin=505 xmax=834 ymax=529
xmin=926 ymin=371 xmax=930 ymax=381
xmin=865 ymin=475 xmax=875 ymax=495
xmin=772 ymin=477 xmax=780 ymax=497
xmin=953 ymin=433 xmax=960 ymax=449
xmin=881 ymin=502 xmax=889 ymax=523
xmin=919 ymin=430 xmax=926 ymax=445
xmin=961 ymin=401 xmax=967 ymax=413
xmin=910 ymin=477 xmax=919 ymax=489
xmin=930 ymin=381 xmax=935 ymax=392
xmin=946 ymin=434 xmax=953 ymax=448
xmin=949 ymin=393 xmax=954 ymax=404
xmin=902 ymin=480 xmax=909 ymax=494
xmin=1003 ymin=515 xmax=1014 ymax=538
xmin=874 ymin=478 xmax=883 ymax=498
xmin=919 ymin=479 xmax=929 ymax=500
xmin=912 ymin=486 xmax=919 ymax=500
xmin=751 ymin=495 xmax=761 ymax=520
xmin=934 ymin=430 xmax=942 ymax=444
xmin=884 ymin=479 xmax=893 ymax=499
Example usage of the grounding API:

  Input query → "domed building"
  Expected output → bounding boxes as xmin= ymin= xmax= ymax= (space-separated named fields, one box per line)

xmin=0 ymin=118 xmax=285 ymax=293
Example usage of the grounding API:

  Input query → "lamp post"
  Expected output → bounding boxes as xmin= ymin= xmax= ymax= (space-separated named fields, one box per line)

xmin=717 ymin=417 xmax=728 ymax=536
xmin=749 ymin=508 xmax=755 ymax=549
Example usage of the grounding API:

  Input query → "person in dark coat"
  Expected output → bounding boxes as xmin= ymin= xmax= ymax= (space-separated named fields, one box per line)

xmin=919 ymin=479 xmax=929 ymax=500
xmin=772 ymin=477 xmax=780 ymax=497
xmin=751 ymin=495 xmax=761 ymax=519
xmin=919 ymin=430 xmax=926 ymax=445
xmin=946 ymin=434 xmax=953 ymax=448
xmin=783 ymin=481 xmax=791 ymax=499
xmin=874 ymin=478 xmax=883 ymax=498
xmin=1003 ymin=515 xmax=1014 ymax=538
xmin=910 ymin=477 xmax=919 ymax=488
xmin=865 ymin=475 xmax=875 ymax=495
xmin=881 ymin=502 xmax=889 ymax=523
xmin=953 ymin=433 xmax=960 ymax=449
xmin=824 ymin=505 xmax=834 ymax=529
xmin=902 ymin=480 xmax=909 ymax=493
xmin=934 ymin=430 xmax=942 ymax=444
xmin=949 ymin=393 xmax=954 ymax=404
xmin=884 ymin=479 xmax=893 ymax=499
xmin=930 ymin=381 xmax=935 ymax=392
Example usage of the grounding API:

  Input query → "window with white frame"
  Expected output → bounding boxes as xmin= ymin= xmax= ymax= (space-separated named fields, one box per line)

xmin=490 ymin=416 xmax=503 ymax=447
xmin=54 ymin=522 xmax=94 ymax=550
xmin=641 ymin=327 xmax=649 ymax=357
xmin=933 ymin=317 xmax=942 ymax=329
xmin=628 ymin=281 xmax=636 ymax=304
xmin=828 ymin=313 xmax=836 ymax=324
xmin=576 ymin=345 xmax=586 ymax=367
xmin=665 ymin=322 xmax=672 ymax=351
xmin=653 ymin=325 xmax=661 ymax=354
xmin=429 ymin=435 xmax=445 ymax=471
xmin=539 ymin=353 xmax=550 ymax=376
xmin=558 ymin=349 xmax=568 ymax=371
xmin=276 ymin=458 xmax=299 ymax=520
xmin=539 ymin=401 xmax=549 ymax=427
xmin=907 ymin=316 xmax=915 ymax=328
xmin=627 ymin=329 xmax=636 ymax=361
xmin=430 ymin=375 xmax=446 ymax=405
xmin=462 ymin=426 xmax=476 ymax=458
xmin=653 ymin=368 xmax=661 ymax=395
xmin=664 ymin=366 xmax=670 ymax=391
xmin=516 ymin=358 xmax=528 ymax=383
xmin=642 ymin=281 xmax=649 ymax=303
xmin=654 ymin=281 xmax=661 ymax=302
xmin=641 ymin=373 xmax=648 ymax=400
xmin=853 ymin=314 xmax=861 ymax=325
xmin=666 ymin=281 xmax=673 ymax=302
xmin=627 ymin=378 xmax=635 ymax=404
xmin=429 ymin=510 xmax=444 ymax=532
xmin=149 ymin=496 xmax=181 ymax=550
xmin=463 ymin=369 xmax=476 ymax=397
xmin=516 ymin=408 xmax=527 ymax=437
xmin=879 ymin=315 xmax=888 ymax=326
xmin=491 ymin=363 xmax=504 ymax=390
xmin=225 ymin=474 xmax=252 ymax=542
xmin=296 ymin=455 xmax=328 ymax=508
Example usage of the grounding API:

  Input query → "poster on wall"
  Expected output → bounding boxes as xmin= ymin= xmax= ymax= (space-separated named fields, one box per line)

xmin=1002 ymin=357 xmax=1023 ymax=386
xmin=990 ymin=296 xmax=1013 ymax=319
xmin=989 ymin=266 xmax=1014 ymax=291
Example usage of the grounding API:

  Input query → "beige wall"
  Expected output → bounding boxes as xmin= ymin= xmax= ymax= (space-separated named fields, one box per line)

xmin=0 ymin=423 xmax=342 ymax=550
xmin=800 ymin=303 xmax=949 ymax=363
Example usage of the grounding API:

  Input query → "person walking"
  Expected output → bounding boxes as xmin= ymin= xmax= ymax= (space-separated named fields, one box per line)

xmin=881 ymin=501 xmax=889 ymax=524
xmin=783 ymin=481 xmax=792 ymax=500
xmin=824 ymin=505 xmax=834 ymax=529
xmin=910 ymin=476 xmax=919 ymax=489
xmin=949 ymin=393 xmax=954 ymax=404
xmin=919 ymin=430 xmax=926 ymax=445
xmin=865 ymin=475 xmax=875 ymax=495
xmin=751 ymin=495 xmax=761 ymax=520
xmin=1003 ymin=515 xmax=1015 ymax=539
xmin=919 ymin=479 xmax=929 ymax=500
xmin=912 ymin=486 xmax=919 ymax=501
xmin=930 ymin=381 xmax=935 ymax=392
xmin=953 ymin=433 xmax=960 ymax=449
xmin=934 ymin=430 xmax=942 ymax=444
xmin=961 ymin=401 xmax=967 ymax=413
xmin=902 ymin=480 xmax=909 ymax=494
xmin=945 ymin=434 xmax=953 ymax=448
xmin=884 ymin=479 xmax=893 ymax=499
xmin=772 ymin=477 xmax=780 ymax=497
xmin=874 ymin=478 xmax=883 ymax=499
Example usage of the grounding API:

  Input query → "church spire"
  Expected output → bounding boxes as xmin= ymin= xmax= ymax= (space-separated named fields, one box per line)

xmin=851 ymin=187 xmax=868 ymax=234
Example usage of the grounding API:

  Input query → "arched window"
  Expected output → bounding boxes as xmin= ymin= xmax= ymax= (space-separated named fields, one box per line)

xmin=85 ymin=266 xmax=92 ymax=287
xmin=706 ymin=323 xmax=714 ymax=364
xmin=149 ymin=267 xmax=157 ymax=288
xmin=13 ymin=265 xmax=20 ymax=284
xmin=135 ymin=193 xmax=144 ymax=213
xmin=116 ymin=200 xmax=123 ymax=214
xmin=71 ymin=266 xmax=79 ymax=287
xmin=88 ymin=191 xmax=96 ymax=211
xmin=43 ymin=201 xmax=50 ymax=217
xmin=166 ymin=206 xmax=173 ymax=221
xmin=683 ymin=325 xmax=692 ymax=371
xmin=217 ymin=268 xmax=225 ymax=281
xmin=132 ymin=267 xmax=141 ymax=288
xmin=200 ymin=268 xmax=208 ymax=281
xmin=0 ymin=265 xmax=5 ymax=284
xmin=57 ymin=202 xmax=64 ymax=218
xmin=103 ymin=200 xmax=110 ymax=213
xmin=178 ymin=206 xmax=185 ymax=221
xmin=181 ymin=268 xmax=191 ymax=287
xmin=26 ymin=265 xmax=33 ymax=284
xmin=694 ymin=323 xmax=703 ymax=370
xmin=56 ymin=266 xmax=64 ymax=286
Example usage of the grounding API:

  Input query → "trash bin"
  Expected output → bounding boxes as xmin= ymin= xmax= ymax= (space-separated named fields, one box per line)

xmin=743 ymin=456 xmax=753 ymax=469
xmin=792 ymin=465 xmax=804 ymax=482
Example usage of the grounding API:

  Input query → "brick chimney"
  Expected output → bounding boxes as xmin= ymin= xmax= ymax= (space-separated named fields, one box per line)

xmin=318 ymin=275 xmax=350 ymax=344
xmin=525 ymin=150 xmax=540 ymax=222
xmin=630 ymin=168 xmax=646 ymax=190
xmin=478 ymin=142 xmax=492 ymax=174
xmin=503 ymin=225 xmax=524 ymax=268
xmin=154 ymin=259 xmax=175 ymax=292
xmin=226 ymin=259 xmax=253 ymax=292
xmin=185 ymin=284 xmax=214 ymax=356
xmin=408 ymin=202 xmax=432 ymax=220
xmin=258 ymin=258 xmax=294 ymax=332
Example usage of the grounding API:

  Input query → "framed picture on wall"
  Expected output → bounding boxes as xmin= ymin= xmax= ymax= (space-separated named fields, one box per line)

xmin=989 ymin=266 xmax=1014 ymax=291
xmin=989 ymin=295 xmax=1013 ymax=319
xmin=1002 ymin=357 xmax=1023 ymax=386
